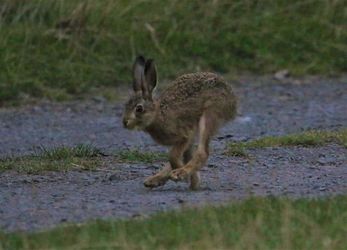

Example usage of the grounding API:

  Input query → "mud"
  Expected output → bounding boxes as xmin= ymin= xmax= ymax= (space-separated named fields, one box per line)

xmin=0 ymin=75 xmax=346 ymax=232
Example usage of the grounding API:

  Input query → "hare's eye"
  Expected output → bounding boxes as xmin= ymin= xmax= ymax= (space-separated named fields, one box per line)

xmin=135 ymin=104 xmax=144 ymax=113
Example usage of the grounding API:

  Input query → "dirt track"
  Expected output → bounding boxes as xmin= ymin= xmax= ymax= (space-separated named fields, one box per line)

xmin=0 ymin=76 xmax=346 ymax=232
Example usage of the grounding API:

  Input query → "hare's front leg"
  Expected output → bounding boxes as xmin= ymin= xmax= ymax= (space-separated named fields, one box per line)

xmin=170 ymin=112 xmax=218 ymax=189
xmin=144 ymin=141 xmax=190 ymax=188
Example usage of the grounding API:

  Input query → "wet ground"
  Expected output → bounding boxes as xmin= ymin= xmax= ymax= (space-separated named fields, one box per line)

xmin=0 ymin=75 xmax=346 ymax=232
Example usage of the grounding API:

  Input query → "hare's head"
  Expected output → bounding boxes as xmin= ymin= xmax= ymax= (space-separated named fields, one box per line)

xmin=123 ymin=56 xmax=158 ymax=130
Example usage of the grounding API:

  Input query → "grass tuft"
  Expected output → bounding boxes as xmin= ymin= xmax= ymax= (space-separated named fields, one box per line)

xmin=0 ymin=196 xmax=346 ymax=249
xmin=0 ymin=144 xmax=102 ymax=173
xmin=0 ymin=146 xmax=168 ymax=173
xmin=228 ymin=145 xmax=248 ymax=157
xmin=228 ymin=129 xmax=347 ymax=156
xmin=37 ymin=144 xmax=102 ymax=160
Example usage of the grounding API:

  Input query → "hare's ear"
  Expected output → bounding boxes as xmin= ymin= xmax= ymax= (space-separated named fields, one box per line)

xmin=143 ymin=59 xmax=157 ymax=98
xmin=132 ymin=55 xmax=146 ymax=93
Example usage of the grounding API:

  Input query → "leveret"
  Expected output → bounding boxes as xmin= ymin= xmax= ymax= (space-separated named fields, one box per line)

xmin=123 ymin=56 xmax=237 ymax=190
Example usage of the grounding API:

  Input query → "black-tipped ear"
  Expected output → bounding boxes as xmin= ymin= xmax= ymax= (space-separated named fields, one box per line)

xmin=143 ymin=59 xmax=157 ymax=97
xmin=132 ymin=55 xmax=146 ymax=93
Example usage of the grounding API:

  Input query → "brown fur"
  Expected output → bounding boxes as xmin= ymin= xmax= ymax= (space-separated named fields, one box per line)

xmin=123 ymin=56 xmax=237 ymax=190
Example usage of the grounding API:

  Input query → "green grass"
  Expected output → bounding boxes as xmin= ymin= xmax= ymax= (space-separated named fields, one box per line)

xmin=0 ymin=0 xmax=346 ymax=104
xmin=38 ymin=144 xmax=102 ymax=159
xmin=228 ymin=129 xmax=347 ymax=157
xmin=0 ymin=144 xmax=102 ymax=173
xmin=117 ymin=149 xmax=167 ymax=163
xmin=1 ymin=196 xmax=346 ymax=250
xmin=0 ymin=146 xmax=167 ymax=173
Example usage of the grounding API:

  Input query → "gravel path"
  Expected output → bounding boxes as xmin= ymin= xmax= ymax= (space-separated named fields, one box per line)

xmin=0 ymin=75 xmax=346 ymax=232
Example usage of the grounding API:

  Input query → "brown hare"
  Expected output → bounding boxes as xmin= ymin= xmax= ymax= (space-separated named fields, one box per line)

xmin=123 ymin=56 xmax=237 ymax=190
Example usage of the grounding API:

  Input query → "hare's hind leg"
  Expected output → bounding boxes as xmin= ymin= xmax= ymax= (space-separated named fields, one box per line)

xmin=144 ymin=140 xmax=191 ymax=188
xmin=170 ymin=111 xmax=219 ymax=188
xmin=183 ymin=145 xmax=201 ymax=190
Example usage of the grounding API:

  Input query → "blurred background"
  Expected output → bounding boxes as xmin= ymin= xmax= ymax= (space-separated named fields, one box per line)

xmin=0 ymin=0 xmax=346 ymax=104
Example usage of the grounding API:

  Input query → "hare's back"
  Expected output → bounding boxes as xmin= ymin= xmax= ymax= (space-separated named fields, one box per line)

xmin=158 ymin=72 xmax=236 ymax=122
xmin=160 ymin=72 xmax=232 ymax=104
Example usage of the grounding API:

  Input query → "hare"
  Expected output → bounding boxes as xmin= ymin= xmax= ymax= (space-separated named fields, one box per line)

xmin=122 ymin=56 xmax=237 ymax=190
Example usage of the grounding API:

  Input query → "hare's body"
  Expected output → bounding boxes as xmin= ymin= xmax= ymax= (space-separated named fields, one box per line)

xmin=123 ymin=56 xmax=237 ymax=190
xmin=145 ymin=72 xmax=236 ymax=146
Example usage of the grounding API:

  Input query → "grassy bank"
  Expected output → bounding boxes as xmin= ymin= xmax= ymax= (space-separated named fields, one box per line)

xmin=0 ymin=0 xmax=346 ymax=103
xmin=1 ymin=196 xmax=346 ymax=249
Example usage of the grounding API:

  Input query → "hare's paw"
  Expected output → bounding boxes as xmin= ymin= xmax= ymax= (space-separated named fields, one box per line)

xmin=170 ymin=168 xmax=190 ymax=182
xmin=144 ymin=174 xmax=169 ymax=188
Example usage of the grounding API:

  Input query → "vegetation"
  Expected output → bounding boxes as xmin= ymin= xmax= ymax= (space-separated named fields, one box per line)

xmin=1 ymin=128 xmax=346 ymax=172
xmin=228 ymin=128 xmax=347 ymax=157
xmin=1 ymin=196 xmax=346 ymax=250
xmin=0 ymin=146 xmax=167 ymax=173
xmin=0 ymin=144 xmax=102 ymax=173
xmin=38 ymin=144 xmax=102 ymax=159
xmin=0 ymin=0 xmax=346 ymax=104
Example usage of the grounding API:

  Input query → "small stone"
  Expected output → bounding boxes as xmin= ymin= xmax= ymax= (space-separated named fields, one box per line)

xmin=292 ymin=80 xmax=302 ymax=85
xmin=317 ymin=157 xmax=336 ymax=166
xmin=92 ymin=96 xmax=106 ymax=103
xmin=274 ymin=69 xmax=290 ymax=80
xmin=208 ymin=164 xmax=217 ymax=168
xmin=177 ymin=198 xmax=185 ymax=204
xmin=32 ymin=106 xmax=41 ymax=112
xmin=109 ymin=174 xmax=120 ymax=181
